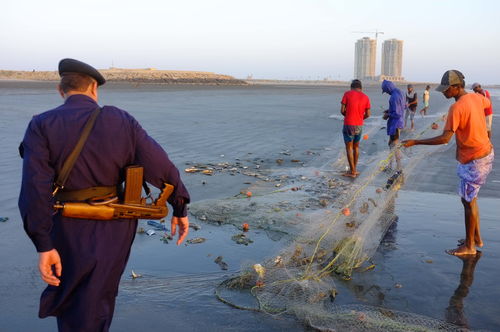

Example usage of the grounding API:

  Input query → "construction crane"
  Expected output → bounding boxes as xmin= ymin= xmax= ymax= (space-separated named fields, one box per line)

xmin=352 ymin=29 xmax=385 ymax=42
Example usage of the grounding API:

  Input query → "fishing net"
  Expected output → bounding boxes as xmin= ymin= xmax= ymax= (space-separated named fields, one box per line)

xmin=191 ymin=112 xmax=464 ymax=331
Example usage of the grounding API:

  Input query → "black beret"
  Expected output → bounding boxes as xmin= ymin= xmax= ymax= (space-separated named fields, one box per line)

xmin=58 ymin=58 xmax=106 ymax=86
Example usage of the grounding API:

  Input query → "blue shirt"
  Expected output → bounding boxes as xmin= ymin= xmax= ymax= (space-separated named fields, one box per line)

xmin=382 ymin=80 xmax=405 ymax=135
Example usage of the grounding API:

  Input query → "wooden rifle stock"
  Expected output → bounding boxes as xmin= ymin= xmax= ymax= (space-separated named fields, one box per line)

xmin=54 ymin=183 xmax=173 ymax=220
xmin=54 ymin=166 xmax=175 ymax=220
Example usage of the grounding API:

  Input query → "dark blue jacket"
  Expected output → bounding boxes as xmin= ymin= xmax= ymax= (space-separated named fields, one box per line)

xmin=19 ymin=94 xmax=190 ymax=253
xmin=18 ymin=94 xmax=191 ymax=327
xmin=382 ymin=80 xmax=405 ymax=135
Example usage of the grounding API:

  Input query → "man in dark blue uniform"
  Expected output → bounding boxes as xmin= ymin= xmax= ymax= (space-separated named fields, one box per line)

xmin=18 ymin=58 xmax=190 ymax=331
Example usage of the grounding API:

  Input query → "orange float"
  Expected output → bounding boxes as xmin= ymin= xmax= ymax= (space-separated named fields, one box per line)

xmin=342 ymin=207 xmax=350 ymax=216
xmin=431 ymin=122 xmax=439 ymax=130
xmin=363 ymin=134 xmax=369 ymax=140
xmin=246 ymin=191 xmax=252 ymax=197
xmin=242 ymin=223 xmax=249 ymax=232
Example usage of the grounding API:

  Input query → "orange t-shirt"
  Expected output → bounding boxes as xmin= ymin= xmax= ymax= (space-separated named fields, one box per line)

xmin=444 ymin=93 xmax=492 ymax=164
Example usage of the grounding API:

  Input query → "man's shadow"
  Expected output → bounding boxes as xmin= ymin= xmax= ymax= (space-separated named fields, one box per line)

xmin=445 ymin=252 xmax=482 ymax=328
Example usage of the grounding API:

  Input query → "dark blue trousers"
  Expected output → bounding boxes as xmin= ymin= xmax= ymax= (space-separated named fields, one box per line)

xmin=40 ymin=216 xmax=137 ymax=332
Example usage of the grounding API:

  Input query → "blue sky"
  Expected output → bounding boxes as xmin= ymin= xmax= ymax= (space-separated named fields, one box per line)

xmin=2 ymin=0 xmax=499 ymax=83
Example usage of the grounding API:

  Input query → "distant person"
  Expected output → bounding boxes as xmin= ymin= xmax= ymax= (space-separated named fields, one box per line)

xmin=419 ymin=85 xmax=431 ymax=116
xmin=381 ymin=80 xmax=405 ymax=171
xmin=18 ymin=58 xmax=190 ymax=331
xmin=472 ymin=82 xmax=493 ymax=138
xmin=405 ymin=84 xmax=418 ymax=130
xmin=340 ymin=79 xmax=371 ymax=177
xmin=402 ymin=70 xmax=493 ymax=256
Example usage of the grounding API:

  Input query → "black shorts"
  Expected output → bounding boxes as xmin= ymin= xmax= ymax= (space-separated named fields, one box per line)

xmin=390 ymin=128 xmax=400 ymax=141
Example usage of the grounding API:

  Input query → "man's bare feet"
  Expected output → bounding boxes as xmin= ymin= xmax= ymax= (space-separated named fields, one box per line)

xmin=446 ymin=244 xmax=477 ymax=256
xmin=457 ymin=238 xmax=483 ymax=248
xmin=342 ymin=172 xmax=357 ymax=178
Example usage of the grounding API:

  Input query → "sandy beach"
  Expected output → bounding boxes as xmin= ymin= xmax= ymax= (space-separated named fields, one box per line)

xmin=1 ymin=81 xmax=499 ymax=331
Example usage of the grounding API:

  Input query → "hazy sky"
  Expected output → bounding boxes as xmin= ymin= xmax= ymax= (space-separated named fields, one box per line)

xmin=2 ymin=0 xmax=499 ymax=83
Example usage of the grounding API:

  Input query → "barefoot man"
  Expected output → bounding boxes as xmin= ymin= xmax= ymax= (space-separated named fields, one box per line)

xmin=402 ymin=70 xmax=494 ymax=256
xmin=382 ymin=80 xmax=405 ymax=171
xmin=405 ymin=84 xmax=418 ymax=131
xmin=419 ymin=85 xmax=431 ymax=116
xmin=340 ymin=79 xmax=371 ymax=177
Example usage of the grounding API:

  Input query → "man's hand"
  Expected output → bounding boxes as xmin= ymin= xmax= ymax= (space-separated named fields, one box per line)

xmin=383 ymin=110 xmax=389 ymax=120
xmin=401 ymin=139 xmax=416 ymax=148
xmin=171 ymin=216 xmax=189 ymax=245
xmin=39 ymin=249 xmax=62 ymax=286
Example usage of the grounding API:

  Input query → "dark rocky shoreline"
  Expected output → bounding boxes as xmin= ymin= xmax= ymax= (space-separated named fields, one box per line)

xmin=0 ymin=68 xmax=247 ymax=85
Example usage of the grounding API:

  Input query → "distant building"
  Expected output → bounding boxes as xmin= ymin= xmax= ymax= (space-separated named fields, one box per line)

xmin=380 ymin=39 xmax=404 ymax=81
xmin=354 ymin=37 xmax=376 ymax=80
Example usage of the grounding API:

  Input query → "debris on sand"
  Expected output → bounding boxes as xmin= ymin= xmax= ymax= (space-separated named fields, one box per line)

xmin=160 ymin=233 xmax=173 ymax=243
xmin=189 ymin=169 xmax=355 ymax=237
xmin=131 ymin=270 xmax=142 ymax=279
xmin=147 ymin=220 xmax=168 ymax=231
xmin=345 ymin=221 xmax=356 ymax=228
xmin=0 ymin=217 xmax=9 ymax=222
xmin=187 ymin=237 xmax=206 ymax=244
xmin=189 ymin=223 xmax=201 ymax=231
xmin=146 ymin=229 xmax=156 ymax=236
xmin=214 ymin=256 xmax=228 ymax=270
xmin=231 ymin=233 xmax=253 ymax=245
xmin=319 ymin=199 xmax=329 ymax=207
xmin=359 ymin=202 xmax=369 ymax=214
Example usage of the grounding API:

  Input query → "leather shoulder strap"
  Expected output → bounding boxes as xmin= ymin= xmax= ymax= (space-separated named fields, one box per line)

xmin=53 ymin=107 xmax=101 ymax=196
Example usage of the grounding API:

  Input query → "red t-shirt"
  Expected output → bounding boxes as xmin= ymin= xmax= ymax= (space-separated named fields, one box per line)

xmin=483 ymin=90 xmax=493 ymax=116
xmin=341 ymin=90 xmax=371 ymax=126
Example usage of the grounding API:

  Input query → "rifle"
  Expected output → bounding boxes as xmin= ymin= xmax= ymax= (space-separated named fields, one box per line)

xmin=54 ymin=166 xmax=174 ymax=220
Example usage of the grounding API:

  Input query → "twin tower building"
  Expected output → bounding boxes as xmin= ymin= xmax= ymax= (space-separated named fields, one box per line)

xmin=354 ymin=37 xmax=404 ymax=82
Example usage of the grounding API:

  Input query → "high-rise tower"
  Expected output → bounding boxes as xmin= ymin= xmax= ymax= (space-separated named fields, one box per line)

xmin=354 ymin=37 xmax=376 ymax=80
xmin=381 ymin=39 xmax=404 ymax=81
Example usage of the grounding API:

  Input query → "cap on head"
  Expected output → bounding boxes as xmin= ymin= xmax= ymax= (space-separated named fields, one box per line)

xmin=471 ymin=82 xmax=481 ymax=90
xmin=435 ymin=70 xmax=464 ymax=92
xmin=58 ymin=58 xmax=106 ymax=86
xmin=407 ymin=84 xmax=413 ymax=89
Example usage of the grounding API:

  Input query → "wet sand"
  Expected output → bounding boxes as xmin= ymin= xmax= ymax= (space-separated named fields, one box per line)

xmin=0 ymin=81 xmax=499 ymax=331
